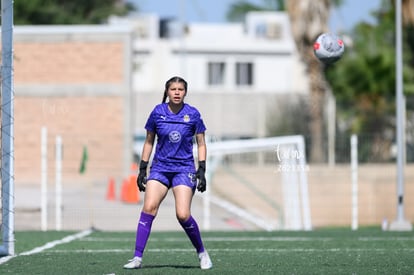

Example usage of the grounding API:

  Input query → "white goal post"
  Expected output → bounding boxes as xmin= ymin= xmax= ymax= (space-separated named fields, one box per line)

xmin=201 ymin=135 xmax=312 ymax=231
xmin=0 ymin=0 xmax=15 ymax=256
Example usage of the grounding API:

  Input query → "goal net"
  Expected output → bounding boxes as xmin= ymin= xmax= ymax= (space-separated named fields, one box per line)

xmin=200 ymin=135 xmax=311 ymax=231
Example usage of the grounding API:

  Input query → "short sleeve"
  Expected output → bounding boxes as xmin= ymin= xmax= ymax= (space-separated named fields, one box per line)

xmin=145 ymin=109 xmax=156 ymax=132
xmin=195 ymin=112 xmax=207 ymax=134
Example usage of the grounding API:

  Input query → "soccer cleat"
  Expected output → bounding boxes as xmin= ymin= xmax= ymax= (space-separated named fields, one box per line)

xmin=123 ymin=256 xmax=142 ymax=269
xmin=198 ymin=251 xmax=213 ymax=270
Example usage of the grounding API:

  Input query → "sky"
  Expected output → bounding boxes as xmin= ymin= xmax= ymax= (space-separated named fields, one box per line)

xmin=129 ymin=0 xmax=382 ymax=31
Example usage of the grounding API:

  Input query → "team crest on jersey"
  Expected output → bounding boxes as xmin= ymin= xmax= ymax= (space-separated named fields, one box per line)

xmin=169 ymin=130 xmax=181 ymax=143
xmin=183 ymin=114 xmax=190 ymax=122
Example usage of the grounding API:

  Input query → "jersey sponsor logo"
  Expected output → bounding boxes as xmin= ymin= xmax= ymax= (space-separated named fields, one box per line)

xmin=169 ymin=130 xmax=181 ymax=143
xmin=183 ymin=114 xmax=190 ymax=122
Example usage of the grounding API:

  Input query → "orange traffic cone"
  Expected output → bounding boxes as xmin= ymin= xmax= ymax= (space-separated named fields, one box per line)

xmin=106 ymin=177 xmax=116 ymax=201
xmin=128 ymin=174 xmax=140 ymax=203
xmin=121 ymin=178 xmax=129 ymax=202
xmin=121 ymin=175 xmax=140 ymax=204
xmin=120 ymin=164 xmax=141 ymax=204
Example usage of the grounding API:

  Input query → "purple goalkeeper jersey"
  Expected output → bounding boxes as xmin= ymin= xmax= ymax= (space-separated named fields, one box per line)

xmin=145 ymin=103 xmax=206 ymax=172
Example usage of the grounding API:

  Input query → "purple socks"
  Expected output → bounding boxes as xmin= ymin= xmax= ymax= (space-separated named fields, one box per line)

xmin=180 ymin=215 xmax=205 ymax=254
xmin=134 ymin=212 xmax=155 ymax=257
xmin=133 ymin=213 xmax=204 ymax=257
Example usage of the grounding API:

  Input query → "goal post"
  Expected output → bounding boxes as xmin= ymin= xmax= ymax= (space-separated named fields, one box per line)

xmin=0 ymin=0 xmax=15 ymax=256
xmin=202 ymin=135 xmax=312 ymax=231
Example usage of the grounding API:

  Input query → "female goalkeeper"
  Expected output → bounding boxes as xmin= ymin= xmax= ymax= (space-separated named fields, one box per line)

xmin=123 ymin=76 xmax=212 ymax=270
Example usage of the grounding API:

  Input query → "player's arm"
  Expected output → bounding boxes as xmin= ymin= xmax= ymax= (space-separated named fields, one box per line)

xmin=140 ymin=130 xmax=155 ymax=162
xmin=195 ymin=132 xmax=206 ymax=162
xmin=195 ymin=132 xmax=207 ymax=192
xmin=137 ymin=130 xmax=155 ymax=192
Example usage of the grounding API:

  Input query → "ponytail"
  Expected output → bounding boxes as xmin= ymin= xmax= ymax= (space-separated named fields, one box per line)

xmin=162 ymin=90 xmax=168 ymax=103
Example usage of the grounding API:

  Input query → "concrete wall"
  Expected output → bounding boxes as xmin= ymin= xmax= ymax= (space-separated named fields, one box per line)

xmin=212 ymin=164 xmax=414 ymax=228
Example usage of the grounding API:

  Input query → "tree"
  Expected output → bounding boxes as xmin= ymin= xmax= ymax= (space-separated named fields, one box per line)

xmin=286 ymin=0 xmax=336 ymax=162
xmin=227 ymin=0 xmax=342 ymax=162
xmin=401 ymin=0 xmax=414 ymax=24
xmin=14 ymin=0 xmax=135 ymax=25
xmin=325 ymin=0 xmax=414 ymax=161
xmin=400 ymin=0 xmax=414 ymax=71
xmin=226 ymin=0 xmax=285 ymax=21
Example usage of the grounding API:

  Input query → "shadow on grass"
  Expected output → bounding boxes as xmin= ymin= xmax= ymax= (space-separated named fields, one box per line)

xmin=141 ymin=264 xmax=199 ymax=270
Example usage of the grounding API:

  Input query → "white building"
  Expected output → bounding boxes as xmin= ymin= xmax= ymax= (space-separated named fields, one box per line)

xmin=110 ymin=11 xmax=310 ymax=139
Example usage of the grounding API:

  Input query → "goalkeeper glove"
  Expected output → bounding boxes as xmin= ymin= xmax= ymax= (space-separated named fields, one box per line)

xmin=196 ymin=161 xmax=206 ymax=192
xmin=137 ymin=160 xmax=148 ymax=192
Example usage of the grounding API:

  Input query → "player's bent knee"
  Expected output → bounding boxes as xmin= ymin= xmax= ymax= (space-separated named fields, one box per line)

xmin=176 ymin=212 xmax=191 ymax=223
xmin=142 ymin=205 xmax=159 ymax=216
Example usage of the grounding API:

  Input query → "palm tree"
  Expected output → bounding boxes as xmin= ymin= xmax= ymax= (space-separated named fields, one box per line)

xmin=401 ymin=0 xmax=414 ymax=71
xmin=227 ymin=0 xmax=340 ymax=162
xmin=286 ymin=0 xmax=337 ymax=162
xmin=228 ymin=0 xmax=413 ymax=162
xmin=289 ymin=0 xmax=414 ymax=162
xmin=402 ymin=0 xmax=414 ymax=24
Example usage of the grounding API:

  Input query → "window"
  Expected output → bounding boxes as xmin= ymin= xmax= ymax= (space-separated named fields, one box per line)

xmin=254 ymin=22 xmax=281 ymax=39
xmin=208 ymin=62 xmax=225 ymax=85
xmin=236 ymin=62 xmax=254 ymax=86
xmin=266 ymin=23 xmax=282 ymax=39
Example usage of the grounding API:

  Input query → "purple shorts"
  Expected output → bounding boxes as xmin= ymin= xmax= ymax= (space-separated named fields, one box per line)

xmin=148 ymin=171 xmax=197 ymax=191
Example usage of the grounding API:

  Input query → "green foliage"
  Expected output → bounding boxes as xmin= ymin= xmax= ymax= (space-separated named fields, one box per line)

xmin=325 ymin=4 xmax=414 ymax=162
xmin=327 ymin=17 xmax=395 ymax=102
xmin=14 ymin=0 xmax=136 ymax=25
xmin=404 ymin=24 xmax=414 ymax=94
xmin=226 ymin=0 xmax=285 ymax=22
xmin=328 ymin=4 xmax=414 ymax=101
xmin=226 ymin=0 xmax=343 ymax=22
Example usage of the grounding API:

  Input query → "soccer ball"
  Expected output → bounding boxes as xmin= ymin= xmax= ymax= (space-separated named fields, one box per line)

xmin=313 ymin=33 xmax=345 ymax=64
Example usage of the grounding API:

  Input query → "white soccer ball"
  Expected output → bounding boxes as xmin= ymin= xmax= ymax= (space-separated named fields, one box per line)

xmin=313 ymin=33 xmax=345 ymax=64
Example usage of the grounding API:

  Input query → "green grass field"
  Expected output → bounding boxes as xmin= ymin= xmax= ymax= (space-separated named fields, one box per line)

xmin=0 ymin=227 xmax=413 ymax=274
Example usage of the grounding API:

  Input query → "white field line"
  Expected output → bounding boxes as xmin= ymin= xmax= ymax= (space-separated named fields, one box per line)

xmin=81 ymin=236 xmax=334 ymax=242
xmin=80 ymin=236 xmax=414 ymax=243
xmin=357 ymin=237 xmax=414 ymax=241
xmin=3 ymin=233 xmax=413 ymax=264
xmin=0 ymin=229 xmax=93 ymax=265
xmin=46 ymin=247 xmax=414 ymax=254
